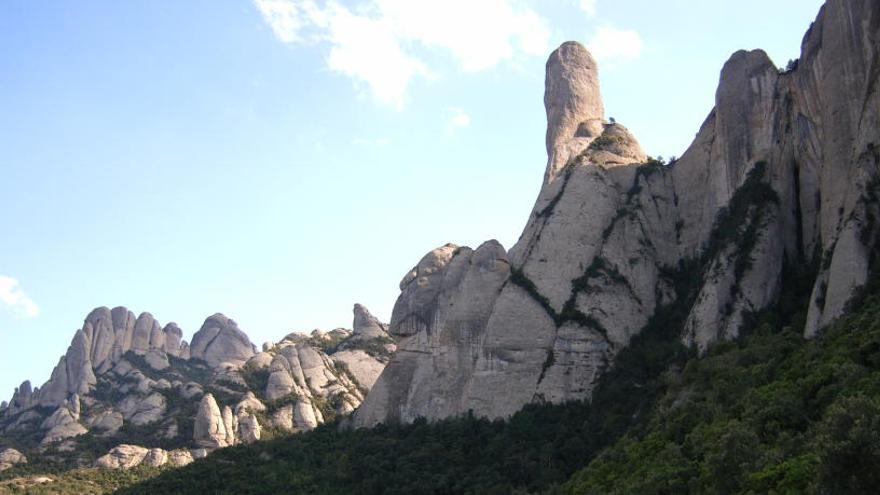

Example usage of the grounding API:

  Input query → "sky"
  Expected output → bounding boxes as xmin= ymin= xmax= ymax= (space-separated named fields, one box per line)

xmin=0 ymin=0 xmax=825 ymax=400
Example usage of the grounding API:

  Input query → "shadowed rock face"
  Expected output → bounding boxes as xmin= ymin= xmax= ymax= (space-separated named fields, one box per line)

xmin=355 ymin=0 xmax=880 ymax=427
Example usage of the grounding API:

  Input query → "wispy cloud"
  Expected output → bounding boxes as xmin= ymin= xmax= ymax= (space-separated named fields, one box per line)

xmin=0 ymin=276 xmax=39 ymax=318
xmin=253 ymin=0 xmax=551 ymax=109
xmin=445 ymin=107 xmax=471 ymax=133
xmin=577 ymin=0 xmax=597 ymax=16
xmin=586 ymin=25 xmax=644 ymax=65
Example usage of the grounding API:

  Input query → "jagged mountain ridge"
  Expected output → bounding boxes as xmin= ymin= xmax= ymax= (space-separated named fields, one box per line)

xmin=353 ymin=0 xmax=880 ymax=427
xmin=0 ymin=0 xmax=876 ymax=484
xmin=0 ymin=303 xmax=395 ymax=469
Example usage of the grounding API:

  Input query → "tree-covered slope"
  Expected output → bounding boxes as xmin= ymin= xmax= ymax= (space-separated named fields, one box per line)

xmin=556 ymin=287 xmax=880 ymax=495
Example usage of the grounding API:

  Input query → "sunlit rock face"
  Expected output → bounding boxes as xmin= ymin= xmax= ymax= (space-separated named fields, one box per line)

xmin=2 ymin=302 xmax=395 ymax=466
xmin=189 ymin=314 xmax=256 ymax=369
xmin=355 ymin=0 xmax=880 ymax=427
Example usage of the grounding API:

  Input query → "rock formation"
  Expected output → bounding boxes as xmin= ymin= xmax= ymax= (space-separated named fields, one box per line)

xmin=40 ymin=395 xmax=87 ymax=445
xmin=260 ymin=340 xmax=358 ymax=429
xmin=1 ymin=306 xmax=191 ymax=419
xmin=189 ymin=314 xmax=256 ymax=369
xmin=5 ymin=0 xmax=875 ymax=477
xmin=1 ymin=303 xmax=394 ymax=467
xmin=95 ymin=444 xmax=195 ymax=470
xmin=330 ymin=304 xmax=395 ymax=390
xmin=354 ymin=0 xmax=880 ymax=427
xmin=237 ymin=414 xmax=261 ymax=443
xmin=193 ymin=393 xmax=230 ymax=449
xmin=0 ymin=448 xmax=26 ymax=471
xmin=351 ymin=304 xmax=390 ymax=340
xmin=544 ymin=41 xmax=605 ymax=184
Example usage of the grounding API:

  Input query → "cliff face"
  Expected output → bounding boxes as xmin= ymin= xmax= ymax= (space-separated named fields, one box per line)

xmin=354 ymin=0 xmax=880 ymax=427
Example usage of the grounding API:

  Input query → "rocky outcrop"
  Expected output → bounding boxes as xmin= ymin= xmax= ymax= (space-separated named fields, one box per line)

xmin=354 ymin=121 xmax=657 ymax=424
xmin=86 ymin=410 xmax=124 ymax=435
xmin=193 ymin=394 xmax=229 ymax=449
xmin=95 ymin=444 xmax=195 ymax=470
xmin=0 ymin=448 xmax=26 ymax=471
xmin=40 ymin=396 xmax=87 ymax=445
xmin=351 ymin=304 xmax=389 ymax=339
xmin=189 ymin=314 xmax=256 ymax=369
xmin=671 ymin=0 xmax=880 ymax=342
xmin=270 ymin=405 xmax=295 ymax=432
xmin=356 ymin=240 xmax=515 ymax=425
xmin=544 ymin=41 xmax=605 ymax=184
xmin=95 ymin=444 xmax=150 ymax=469
xmin=330 ymin=304 xmax=395 ymax=390
xmin=163 ymin=323 xmax=185 ymax=357
xmin=234 ymin=392 xmax=265 ymax=416
xmin=355 ymin=0 xmax=880 ymax=427
xmin=167 ymin=449 xmax=194 ymax=467
xmin=331 ymin=350 xmax=385 ymax=390
xmin=3 ymin=301 xmax=393 ymax=466
xmin=237 ymin=414 xmax=261 ymax=443
xmin=264 ymin=343 xmax=360 ymax=429
xmin=1 ymin=306 xmax=190 ymax=417
xmin=117 ymin=392 xmax=166 ymax=426
xmin=4 ymin=381 xmax=34 ymax=418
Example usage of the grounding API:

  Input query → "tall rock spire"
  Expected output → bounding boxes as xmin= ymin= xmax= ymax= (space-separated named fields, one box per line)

xmin=544 ymin=41 xmax=604 ymax=184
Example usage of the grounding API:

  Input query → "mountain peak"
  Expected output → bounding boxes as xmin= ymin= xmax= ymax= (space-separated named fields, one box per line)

xmin=352 ymin=304 xmax=388 ymax=339
xmin=544 ymin=41 xmax=604 ymax=184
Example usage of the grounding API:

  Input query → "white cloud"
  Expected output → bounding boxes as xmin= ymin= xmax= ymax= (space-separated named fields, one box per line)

xmin=322 ymin=4 xmax=431 ymax=109
xmin=577 ymin=0 xmax=597 ymax=16
xmin=586 ymin=26 xmax=644 ymax=64
xmin=0 ymin=276 xmax=39 ymax=318
xmin=253 ymin=0 xmax=551 ymax=108
xmin=253 ymin=0 xmax=313 ymax=43
xmin=446 ymin=108 xmax=471 ymax=130
xmin=374 ymin=0 xmax=550 ymax=72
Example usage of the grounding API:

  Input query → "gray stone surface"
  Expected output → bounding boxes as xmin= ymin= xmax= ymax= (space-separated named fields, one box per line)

xmin=352 ymin=304 xmax=389 ymax=339
xmin=95 ymin=444 xmax=150 ymax=469
xmin=355 ymin=0 xmax=880 ymax=427
xmin=544 ymin=41 xmax=604 ymax=184
xmin=0 ymin=448 xmax=26 ymax=472
xmin=193 ymin=393 xmax=229 ymax=449
xmin=189 ymin=314 xmax=256 ymax=369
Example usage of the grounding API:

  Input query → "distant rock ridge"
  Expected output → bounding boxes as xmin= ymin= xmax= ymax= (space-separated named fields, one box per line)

xmin=0 ymin=303 xmax=395 ymax=467
xmin=354 ymin=0 xmax=880 ymax=427
xmin=2 ymin=306 xmax=193 ymax=417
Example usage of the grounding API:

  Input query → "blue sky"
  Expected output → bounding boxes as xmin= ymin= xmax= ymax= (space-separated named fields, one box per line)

xmin=0 ymin=0 xmax=824 ymax=399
